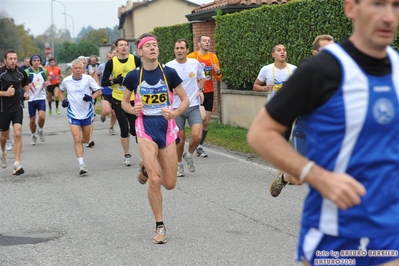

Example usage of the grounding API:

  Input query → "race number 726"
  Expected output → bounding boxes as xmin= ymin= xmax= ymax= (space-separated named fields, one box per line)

xmin=141 ymin=93 xmax=168 ymax=105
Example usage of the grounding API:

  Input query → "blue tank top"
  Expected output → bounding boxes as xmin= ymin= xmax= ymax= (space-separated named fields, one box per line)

xmin=301 ymin=43 xmax=399 ymax=238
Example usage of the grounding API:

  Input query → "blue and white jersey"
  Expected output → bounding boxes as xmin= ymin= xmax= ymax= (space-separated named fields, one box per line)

xmin=301 ymin=43 xmax=399 ymax=238
xmin=60 ymin=74 xmax=101 ymax=120
xmin=27 ymin=68 xmax=47 ymax=102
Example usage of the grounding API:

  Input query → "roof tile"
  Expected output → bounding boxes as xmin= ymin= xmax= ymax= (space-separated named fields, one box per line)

xmin=193 ymin=0 xmax=290 ymax=13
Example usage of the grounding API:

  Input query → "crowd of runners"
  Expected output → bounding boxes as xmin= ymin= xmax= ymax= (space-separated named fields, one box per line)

xmin=1 ymin=1 xmax=399 ymax=265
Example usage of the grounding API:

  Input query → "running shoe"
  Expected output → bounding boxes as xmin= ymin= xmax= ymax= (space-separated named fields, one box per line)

xmin=56 ymin=108 xmax=61 ymax=115
xmin=31 ymin=135 xmax=37 ymax=146
xmin=1 ymin=153 xmax=7 ymax=169
xmin=124 ymin=154 xmax=132 ymax=166
xmin=109 ymin=128 xmax=115 ymax=135
xmin=137 ymin=159 xmax=148 ymax=185
xmin=13 ymin=163 xmax=24 ymax=175
xmin=153 ymin=225 xmax=167 ymax=244
xmin=183 ymin=152 xmax=195 ymax=172
xmin=48 ymin=109 xmax=52 ymax=116
xmin=5 ymin=140 xmax=13 ymax=151
xmin=101 ymin=115 xmax=106 ymax=123
xmin=177 ymin=164 xmax=185 ymax=177
xmin=196 ymin=147 xmax=208 ymax=158
xmin=79 ymin=164 xmax=88 ymax=175
xmin=86 ymin=141 xmax=95 ymax=148
xmin=270 ymin=171 xmax=288 ymax=197
xmin=38 ymin=130 xmax=45 ymax=142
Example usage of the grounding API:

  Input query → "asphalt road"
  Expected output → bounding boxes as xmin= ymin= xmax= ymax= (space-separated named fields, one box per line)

xmin=0 ymin=106 xmax=306 ymax=266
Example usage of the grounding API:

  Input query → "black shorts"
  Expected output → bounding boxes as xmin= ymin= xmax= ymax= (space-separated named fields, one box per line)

xmin=202 ymin=92 xmax=214 ymax=112
xmin=47 ymin=83 xmax=59 ymax=93
xmin=102 ymin=94 xmax=114 ymax=104
xmin=0 ymin=108 xmax=23 ymax=132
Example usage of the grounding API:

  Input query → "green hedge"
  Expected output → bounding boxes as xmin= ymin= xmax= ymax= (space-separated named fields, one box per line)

xmin=152 ymin=23 xmax=193 ymax=64
xmin=152 ymin=0 xmax=399 ymax=90
xmin=215 ymin=0 xmax=357 ymax=89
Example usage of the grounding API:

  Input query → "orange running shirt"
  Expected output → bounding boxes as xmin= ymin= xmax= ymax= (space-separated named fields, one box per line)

xmin=187 ymin=51 xmax=222 ymax=93
xmin=46 ymin=66 xmax=61 ymax=85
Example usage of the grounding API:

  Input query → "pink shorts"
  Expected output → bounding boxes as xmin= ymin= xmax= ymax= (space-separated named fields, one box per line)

xmin=135 ymin=115 xmax=178 ymax=148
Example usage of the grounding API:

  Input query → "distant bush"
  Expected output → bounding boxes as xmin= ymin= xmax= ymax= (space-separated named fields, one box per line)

xmin=152 ymin=23 xmax=193 ymax=64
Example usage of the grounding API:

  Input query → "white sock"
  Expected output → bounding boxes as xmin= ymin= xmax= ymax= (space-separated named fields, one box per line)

xmin=32 ymin=133 xmax=37 ymax=137
xmin=187 ymin=152 xmax=193 ymax=158
xmin=77 ymin=157 xmax=84 ymax=165
xmin=178 ymin=162 xmax=183 ymax=166
xmin=38 ymin=128 xmax=43 ymax=132
xmin=197 ymin=144 xmax=203 ymax=149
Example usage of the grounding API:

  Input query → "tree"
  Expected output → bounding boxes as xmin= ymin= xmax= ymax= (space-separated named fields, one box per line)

xmin=0 ymin=12 xmax=22 ymax=58
xmin=83 ymin=29 xmax=107 ymax=46
xmin=57 ymin=40 xmax=98 ymax=62
xmin=0 ymin=11 xmax=118 ymax=64
xmin=15 ymin=25 xmax=41 ymax=59
xmin=43 ymin=24 xmax=57 ymax=44
xmin=57 ymin=41 xmax=78 ymax=62
xmin=59 ymin=29 xmax=72 ymax=41
xmin=76 ymin=40 xmax=99 ymax=56
xmin=105 ymin=26 xmax=120 ymax=44
xmin=76 ymin=25 xmax=119 ymax=45
xmin=0 ymin=11 xmax=42 ymax=61
xmin=76 ymin=26 xmax=95 ymax=41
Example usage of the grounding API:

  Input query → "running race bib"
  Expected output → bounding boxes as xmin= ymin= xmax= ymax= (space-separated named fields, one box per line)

xmin=274 ymin=84 xmax=283 ymax=91
xmin=141 ymin=92 xmax=168 ymax=105
xmin=136 ymin=64 xmax=172 ymax=116
xmin=138 ymin=80 xmax=171 ymax=116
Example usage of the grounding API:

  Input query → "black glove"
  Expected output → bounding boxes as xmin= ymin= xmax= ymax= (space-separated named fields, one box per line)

xmin=62 ymin=99 xmax=69 ymax=108
xmin=83 ymin=94 xmax=92 ymax=102
xmin=112 ymin=74 xmax=123 ymax=85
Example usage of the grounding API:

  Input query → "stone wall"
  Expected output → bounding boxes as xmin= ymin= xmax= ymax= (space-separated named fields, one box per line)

xmin=221 ymin=88 xmax=268 ymax=129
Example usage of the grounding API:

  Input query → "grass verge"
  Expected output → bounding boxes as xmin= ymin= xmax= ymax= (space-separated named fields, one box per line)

xmin=186 ymin=120 xmax=259 ymax=158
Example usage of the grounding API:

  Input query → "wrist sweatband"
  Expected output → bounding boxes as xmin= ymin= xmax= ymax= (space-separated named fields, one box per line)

xmin=299 ymin=161 xmax=315 ymax=182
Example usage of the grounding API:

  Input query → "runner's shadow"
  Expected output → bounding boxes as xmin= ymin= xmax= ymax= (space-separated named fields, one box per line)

xmin=0 ymin=234 xmax=51 ymax=246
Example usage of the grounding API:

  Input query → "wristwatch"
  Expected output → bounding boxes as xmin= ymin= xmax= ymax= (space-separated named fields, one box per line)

xmin=200 ymin=88 xmax=204 ymax=92
xmin=110 ymin=80 xmax=114 ymax=85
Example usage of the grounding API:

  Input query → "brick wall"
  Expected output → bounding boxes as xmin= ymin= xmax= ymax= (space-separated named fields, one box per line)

xmin=191 ymin=21 xmax=221 ymax=118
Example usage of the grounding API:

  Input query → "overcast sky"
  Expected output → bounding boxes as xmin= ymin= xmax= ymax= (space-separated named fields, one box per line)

xmin=1 ymin=0 xmax=211 ymax=38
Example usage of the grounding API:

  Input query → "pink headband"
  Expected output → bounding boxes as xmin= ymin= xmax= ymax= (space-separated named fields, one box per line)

xmin=138 ymin=37 xmax=157 ymax=49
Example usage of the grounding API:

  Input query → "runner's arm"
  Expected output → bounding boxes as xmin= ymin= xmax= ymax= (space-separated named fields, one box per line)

xmin=101 ymin=59 xmax=113 ymax=87
xmin=253 ymin=78 xmax=273 ymax=92
xmin=171 ymin=83 xmax=189 ymax=118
